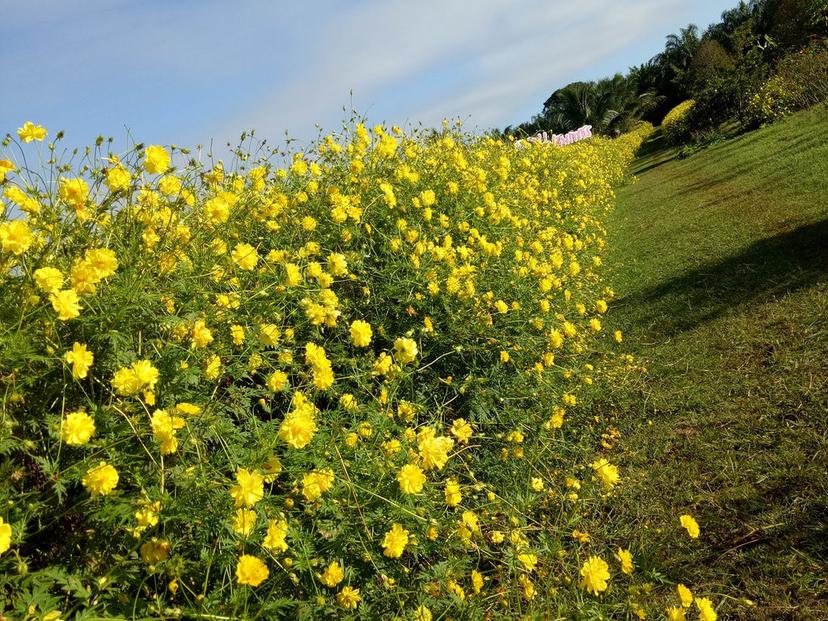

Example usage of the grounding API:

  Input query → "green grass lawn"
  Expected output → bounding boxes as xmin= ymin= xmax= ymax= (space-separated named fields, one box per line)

xmin=599 ymin=107 xmax=828 ymax=620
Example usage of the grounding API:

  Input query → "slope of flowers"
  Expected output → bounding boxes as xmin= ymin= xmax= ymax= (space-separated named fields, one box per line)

xmin=0 ymin=120 xmax=714 ymax=620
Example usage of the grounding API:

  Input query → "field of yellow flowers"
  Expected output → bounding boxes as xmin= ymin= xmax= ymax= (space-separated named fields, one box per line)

xmin=0 ymin=120 xmax=714 ymax=620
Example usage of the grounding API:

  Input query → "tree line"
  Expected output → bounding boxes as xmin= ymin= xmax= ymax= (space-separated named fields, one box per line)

xmin=503 ymin=0 xmax=828 ymax=138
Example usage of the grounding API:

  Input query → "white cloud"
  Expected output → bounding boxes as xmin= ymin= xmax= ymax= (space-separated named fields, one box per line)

xmin=406 ymin=0 xmax=685 ymax=129
xmin=210 ymin=0 xmax=692 ymax=144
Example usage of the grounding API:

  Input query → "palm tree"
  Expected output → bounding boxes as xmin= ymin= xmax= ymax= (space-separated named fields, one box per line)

xmin=629 ymin=59 xmax=663 ymax=94
xmin=659 ymin=24 xmax=701 ymax=98
xmin=539 ymin=75 xmax=661 ymax=136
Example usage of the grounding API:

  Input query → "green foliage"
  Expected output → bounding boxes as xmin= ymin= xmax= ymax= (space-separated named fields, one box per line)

xmin=690 ymin=39 xmax=735 ymax=87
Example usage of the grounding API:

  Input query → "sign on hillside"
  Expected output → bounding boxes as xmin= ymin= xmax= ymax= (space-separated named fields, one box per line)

xmin=516 ymin=125 xmax=592 ymax=148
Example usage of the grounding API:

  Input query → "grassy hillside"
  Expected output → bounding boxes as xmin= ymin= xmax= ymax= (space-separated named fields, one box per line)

xmin=601 ymin=107 xmax=828 ymax=619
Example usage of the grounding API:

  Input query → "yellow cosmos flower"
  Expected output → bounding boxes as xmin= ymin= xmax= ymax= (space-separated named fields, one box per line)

xmin=518 ymin=552 xmax=538 ymax=572
xmin=616 ymin=548 xmax=634 ymax=574
xmin=190 ymin=319 xmax=213 ymax=348
xmin=87 ymin=247 xmax=119 ymax=277
xmin=4 ymin=186 xmax=39 ymax=214
xmin=591 ymin=458 xmax=620 ymax=490
xmin=144 ymin=145 xmax=171 ymax=175
xmin=17 ymin=121 xmax=47 ymax=142
xmin=133 ymin=499 xmax=161 ymax=536
xmin=106 ymin=165 xmax=131 ymax=191
xmin=396 ymin=463 xmax=426 ymax=494
xmin=449 ymin=418 xmax=473 ymax=443
xmin=236 ymin=554 xmax=269 ymax=587
xmin=266 ymin=370 xmax=289 ymax=392
xmin=278 ymin=393 xmax=318 ymax=448
xmin=327 ymin=252 xmax=348 ymax=276
xmin=372 ymin=352 xmax=393 ymax=376
xmin=259 ymin=323 xmax=280 ymax=346
xmin=58 ymin=177 xmax=89 ymax=210
xmin=471 ymin=570 xmax=484 ymax=594
xmin=232 ymin=242 xmax=259 ymax=270
xmin=393 ymin=337 xmax=418 ymax=364
xmin=414 ymin=605 xmax=432 ymax=621
xmin=158 ymin=174 xmax=181 ymax=195
xmin=203 ymin=196 xmax=230 ymax=225
xmin=33 ymin=267 xmax=64 ymax=293
xmin=0 ymin=159 xmax=16 ymax=182
xmin=203 ymin=354 xmax=222 ymax=380
xmin=0 ymin=220 xmax=34 ymax=255
xmin=64 ymin=342 xmax=94 ymax=379
xmin=677 ymin=583 xmax=694 ymax=607
xmin=229 ymin=468 xmax=264 ymax=508
xmin=305 ymin=342 xmax=334 ymax=390
xmin=680 ymin=514 xmax=700 ymax=538
xmin=111 ymin=360 xmax=159 ymax=396
xmin=444 ymin=478 xmax=462 ymax=507
xmin=150 ymin=409 xmax=185 ymax=455
xmin=447 ymin=578 xmax=465 ymax=600
xmin=382 ymin=523 xmax=409 ymax=558
xmin=337 ymin=585 xmax=361 ymax=610
xmin=579 ymin=555 xmax=610 ymax=595
xmin=263 ymin=517 xmax=289 ymax=552
xmin=61 ymin=409 xmax=96 ymax=445
xmin=0 ymin=517 xmax=12 ymax=555
xmin=417 ymin=426 xmax=454 ymax=471
xmin=518 ymin=574 xmax=536 ymax=600
xmin=349 ymin=320 xmax=372 ymax=347
xmin=50 ymin=289 xmax=82 ymax=321
xmin=319 ymin=560 xmax=344 ymax=587
xmin=284 ymin=262 xmax=302 ymax=286
xmin=139 ymin=537 xmax=170 ymax=565
xmin=230 ymin=324 xmax=245 ymax=345
xmin=696 ymin=597 xmax=718 ymax=621
xmin=232 ymin=508 xmax=257 ymax=536
xmin=175 ymin=402 xmax=202 ymax=416
xmin=82 ymin=461 xmax=119 ymax=496
xmin=302 ymin=468 xmax=334 ymax=501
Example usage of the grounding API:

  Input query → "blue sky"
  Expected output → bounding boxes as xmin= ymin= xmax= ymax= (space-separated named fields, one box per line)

xmin=2 ymin=0 xmax=735 ymax=151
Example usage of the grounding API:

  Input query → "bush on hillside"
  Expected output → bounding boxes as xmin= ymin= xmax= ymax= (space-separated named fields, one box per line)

xmin=0 ymin=121 xmax=679 ymax=619
xmin=747 ymin=75 xmax=795 ymax=125
xmin=748 ymin=42 xmax=828 ymax=125
xmin=661 ymin=100 xmax=696 ymax=145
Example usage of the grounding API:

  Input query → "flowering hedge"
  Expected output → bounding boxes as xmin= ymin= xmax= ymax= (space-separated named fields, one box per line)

xmin=0 ymin=120 xmax=713 ymax=619
xmin=661 ymin=100 xmax=695 ymax=146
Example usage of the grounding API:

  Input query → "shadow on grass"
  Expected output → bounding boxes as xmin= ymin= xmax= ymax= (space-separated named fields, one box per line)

xmin=629 ymin=133 xmax=679 ymax=176
xmin=617 ymin=218 xmax=828 ymax=338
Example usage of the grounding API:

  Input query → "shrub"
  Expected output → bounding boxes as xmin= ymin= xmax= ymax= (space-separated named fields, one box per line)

xmin=747 ymin=75 xmax=795 ymax=125
xmin=661 ymin=100 xmax=695 ymax=145
xmin=747 ymin=42 xmax=828 ymax=126
xmin=685 ymin=56 xmax=769 ymax=136
xmin=0 ymin=121 xmax=670 ymax=619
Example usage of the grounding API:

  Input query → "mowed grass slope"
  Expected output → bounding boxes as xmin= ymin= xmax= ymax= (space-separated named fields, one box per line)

xmin=601 ymin=107 xmax=828 ymax=619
